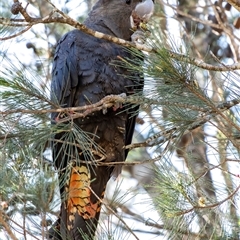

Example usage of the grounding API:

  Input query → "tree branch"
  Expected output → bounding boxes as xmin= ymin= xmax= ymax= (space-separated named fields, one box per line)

xmin=0 ymin=93 xmax=128 ymax=118
xmin=0 ymin=210 xmax=18 ymax=240
xmin=226 ymin=0 xmax=240 ymax=11
xmin=88 ymin=186 xmax=140 ymax=240
xmin=1 ymin=93 xmax=240 ymax=151
xmin=132 ymin=97 xmax=240 ymax=148
xmin=0 ymin=1 xmax=239 ymax=71
xmin=175 ymin=183 xmax=240 ymax=216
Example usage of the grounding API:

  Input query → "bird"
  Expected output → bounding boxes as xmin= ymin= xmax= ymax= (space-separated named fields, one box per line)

xmin=50 ymin=0 xmax=154 ymax=239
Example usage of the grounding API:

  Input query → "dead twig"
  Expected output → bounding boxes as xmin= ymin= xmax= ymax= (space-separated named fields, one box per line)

xmin=0 ymin=210 xmax=18 ymax=240
xmin=0 ymin=1 xmax=239 ymax=71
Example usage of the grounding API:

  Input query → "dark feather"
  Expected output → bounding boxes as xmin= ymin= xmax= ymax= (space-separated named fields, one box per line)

xmin=50 ymin=0 xmax=144 ymax=239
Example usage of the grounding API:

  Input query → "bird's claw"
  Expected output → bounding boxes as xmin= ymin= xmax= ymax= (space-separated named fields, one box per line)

xmin=102 ymin=107 xmax=108 ymax=115
xmin=112 ymin=102 xmax=123 ymax=111
xmin=131 ymin=29 xmax=149 ymax=44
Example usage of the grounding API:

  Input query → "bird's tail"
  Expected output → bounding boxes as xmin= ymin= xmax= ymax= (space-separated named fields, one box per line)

xmin=49 ymin=163 xmax=111 ymax=240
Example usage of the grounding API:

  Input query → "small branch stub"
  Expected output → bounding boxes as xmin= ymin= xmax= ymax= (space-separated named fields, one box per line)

xmin=11 ymin=2 xmax=22 ymax=15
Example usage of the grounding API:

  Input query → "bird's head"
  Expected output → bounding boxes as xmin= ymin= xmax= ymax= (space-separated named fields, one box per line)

xmin=85 ymin=0 xmax=155 ymax=40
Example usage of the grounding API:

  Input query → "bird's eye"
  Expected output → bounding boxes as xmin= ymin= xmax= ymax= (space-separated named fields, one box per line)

xmin=125 ymin=0 xmax=131 ymax=4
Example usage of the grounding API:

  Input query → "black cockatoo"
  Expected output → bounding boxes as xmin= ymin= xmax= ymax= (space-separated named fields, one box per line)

xmin=50 ymin=0 xmax=154 ymax=239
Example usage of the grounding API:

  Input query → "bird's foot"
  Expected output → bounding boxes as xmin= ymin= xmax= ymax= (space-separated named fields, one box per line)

xmin=54 ymin=110 xmax=75 ymax=122
xmin=102 ymin=102 xmax=122 ymax=113
xmin=131 ymin=29 xmax=150 ymax=44
xmin=102 ymin=107 xmax=108 ymax=115
xmin=112 ymin=102 xmax=123 ymax=111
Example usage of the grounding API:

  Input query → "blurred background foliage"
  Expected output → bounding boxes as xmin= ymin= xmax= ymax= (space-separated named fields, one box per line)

xmin=0 ymin=0 xmax=240 ymax=239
